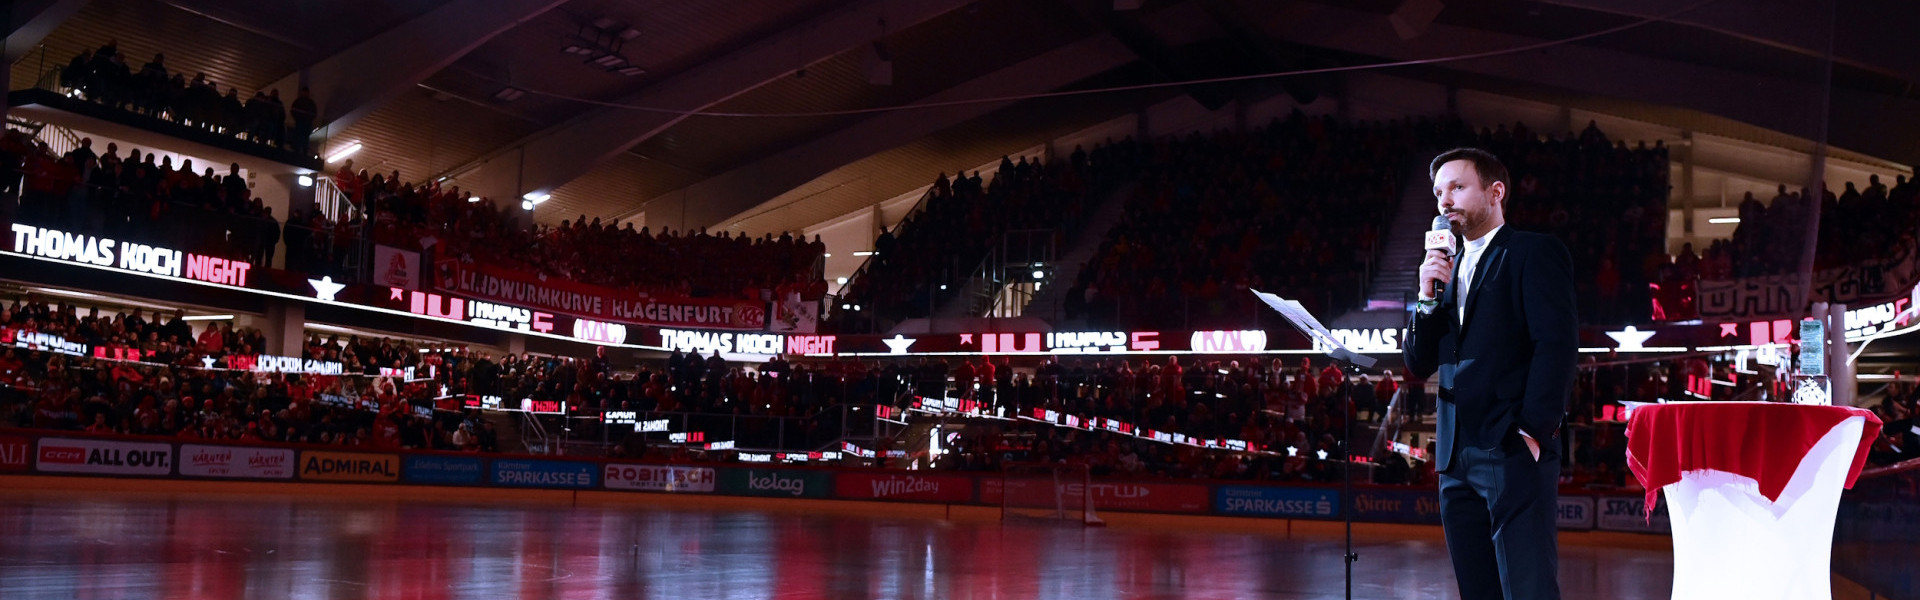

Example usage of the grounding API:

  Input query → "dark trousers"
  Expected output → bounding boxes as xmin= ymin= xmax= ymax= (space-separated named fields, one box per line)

xmin=1438 ymin=434 xmax=1562 ymax=600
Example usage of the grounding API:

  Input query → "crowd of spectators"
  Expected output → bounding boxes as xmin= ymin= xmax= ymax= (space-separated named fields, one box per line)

xmin=1066 ymin=113 xmax=1427 ymax=328
xmin=1049 ymin=115 xmax=1668 ymax=328
xmin=331 ymin=160 xmax=827 ymax=303
xmin=1676 ymin=174 xmax=1920 ymax=280
xmin=4 ymin=291 xmax=1912 ymax=480
xmin=0 ymin=294 xmax=486 ymax=451
xmin=54 ymin=40 xmax=321 ymax=154
xmin=1487 ymin=120 xmax=1670 ymax=325
xmin=2 ymin=129 xmax=283 ymax=267
xmin=836 ymin=142 xmax=1135 ymax=328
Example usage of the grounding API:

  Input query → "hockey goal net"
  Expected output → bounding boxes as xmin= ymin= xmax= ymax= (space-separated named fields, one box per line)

xmin=998 ymin=463 xmax=1104 ymax=526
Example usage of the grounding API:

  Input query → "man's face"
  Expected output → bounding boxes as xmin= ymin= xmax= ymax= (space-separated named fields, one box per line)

xmin=1433 ymin=159 xmax=1504 ymax=238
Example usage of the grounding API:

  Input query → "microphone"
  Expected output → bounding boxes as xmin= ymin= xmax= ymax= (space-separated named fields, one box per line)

xmin=1423 ymin=215 xmax=1457 ymax=298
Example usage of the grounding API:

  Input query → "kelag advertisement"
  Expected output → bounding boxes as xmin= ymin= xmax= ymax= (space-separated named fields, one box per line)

xmin=718 ymin=468 xmax=833 ymax=498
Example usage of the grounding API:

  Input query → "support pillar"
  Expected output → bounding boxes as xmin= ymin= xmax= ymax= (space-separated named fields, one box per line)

xmin=263 ymin=300 xmax=305 ymax=357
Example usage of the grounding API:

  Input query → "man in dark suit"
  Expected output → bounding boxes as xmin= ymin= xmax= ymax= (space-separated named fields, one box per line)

xmin=1404 ymin=148 xmax=1578 ymax=600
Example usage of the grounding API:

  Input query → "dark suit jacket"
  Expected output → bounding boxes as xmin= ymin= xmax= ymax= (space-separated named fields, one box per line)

xmin=1403 ymin=227 xmax=1578 ymax=473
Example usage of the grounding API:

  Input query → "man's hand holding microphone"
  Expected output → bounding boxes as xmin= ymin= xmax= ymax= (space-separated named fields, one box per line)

xmin=1419 ymin=215 xmax=1457 ymax=304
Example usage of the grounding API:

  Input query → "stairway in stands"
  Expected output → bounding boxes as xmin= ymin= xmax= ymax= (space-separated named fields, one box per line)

xmin=1017 ymin=178 xmax=1139 ymax=322
xmin=480 ymin=411 xmax=529 ymax=454
xmin=1335 ymin=162 xmax=1435 ymax=330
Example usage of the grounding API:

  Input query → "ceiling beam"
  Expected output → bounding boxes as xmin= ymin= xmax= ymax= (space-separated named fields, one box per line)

xmin=1250 ymin=1 xmax=1920 ymax=166
xmin=441 ymin=0 xmax=977 ymax=206
xmin=637 ymin=34 xmax=1138 ymax=232
xmin=265 ymin=0 xmax=568 ymax=140
xmin=5 ymin=0 xmax=88 ymax=64
xmin=1536 ymin=0 xmax=1920 ymax=86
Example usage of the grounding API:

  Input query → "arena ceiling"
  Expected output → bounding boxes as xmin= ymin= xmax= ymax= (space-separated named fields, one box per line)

xmin=9 ymin=0 xmax=1920 ymax=237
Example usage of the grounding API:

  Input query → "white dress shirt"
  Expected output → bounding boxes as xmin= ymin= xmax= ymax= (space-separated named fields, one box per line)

xmin=1457 ymin=225 xmax=1501 ymax=324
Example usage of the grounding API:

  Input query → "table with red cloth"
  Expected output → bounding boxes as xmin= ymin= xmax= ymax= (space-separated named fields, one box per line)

xmin=1625 ymin=401 xmax=1883 ymax=600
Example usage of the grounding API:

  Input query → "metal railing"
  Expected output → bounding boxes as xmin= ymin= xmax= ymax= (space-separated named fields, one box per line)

xmin=313 ymin=176 xmax=357 ymax=224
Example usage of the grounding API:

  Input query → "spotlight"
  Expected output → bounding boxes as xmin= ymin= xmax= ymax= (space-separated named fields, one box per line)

xmin=841 ymin=304 xmax=851 ymax=310
xmin=296 ymin=175 xmax=313 ymax=188
xmin=521 ymin=200 xmax=534 ymax=211
xmin=491 ymin=87 xmax=526 ymax=102
xmin=1032 ymin=270 xmax=1045 ymax=280
xmin=836 ymin=277 xmax=848 ymax=285
xmin=324 ymin=142 xmax=362 ymax=163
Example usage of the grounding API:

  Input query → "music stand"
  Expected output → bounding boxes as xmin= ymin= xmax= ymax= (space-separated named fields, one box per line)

xmin=1253 ymin=289 xmax=1373 ymax=600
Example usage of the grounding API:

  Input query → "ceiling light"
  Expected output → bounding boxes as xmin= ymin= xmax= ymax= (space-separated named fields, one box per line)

xmin=492 ymin=87 xmax=526 ymax=102
xmin=296 ymin=175 xmax=313 ymax=187
xmin=590 ymin=54 xmax=626 ymax=68
xmin=523 ymin=191 xmax=550 ymax=204
xmin=619 ymin=28 xmax=642 ymax=40
xmin=521 ymin=200 xmax=535 ymax=211
xmin=614 ymin=66 xmax=646 ymax=76
xmin=836 ymin=277 xmax=849 ymax=285
xmin=593 ymin=17 xmax=618 ymax=30
xmin=1708 ymin=217 xmax=1740 ymax=224
xmin=182 ymin=314 xmax=234 ymax=321
xmin=562 ymin=44 xmax=590 ymax=55
xmin=468 ymin=196 xmax=482 ymax=203
xmin=324 ymin=142 xmax=362 ymax=163
xmin=1032 ymin=270 xmax=1046 ymax=280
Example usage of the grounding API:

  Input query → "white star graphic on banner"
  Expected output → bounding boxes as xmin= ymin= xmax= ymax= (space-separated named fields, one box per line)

xmin=882 ymin=334 xmax=917 ymax=354
xmin=308 ymin=276 xmax=346 ymax=301
xmin=1605 ymin=326 xmax=1657 ymax=351
xmin=200 ymin=356 xmax=217 ymax=369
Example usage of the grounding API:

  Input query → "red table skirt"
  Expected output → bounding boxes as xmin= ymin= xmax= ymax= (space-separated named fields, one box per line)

xmin=1625 ymin=402 xmax=1882 ymax=512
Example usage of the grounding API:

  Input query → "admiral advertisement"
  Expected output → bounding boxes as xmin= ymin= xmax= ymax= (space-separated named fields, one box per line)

xmin=717 ymin=468 xmax=832 ymax=498
xmin=604 ymin=464 xmax=716 ymax=493
xmin=36 ymin=438 xmax=173 ymax=476
xmin=1215 ymin=486 xmax=1340 ymax=519
xmin=298 ymin=451 xmax=400 ymax=482
xmin=1596 ymin=495 xmax=1671 ymax=534
xmin=434 ymin=260 xmax=768 ymax=330
xmin=403 ymin=455 xmax=484 ymax=485
xmin=834 ymin=472 xmax=975 ymax=503
xmin=178 ymin=445 xmax=295 ymax=479
xmin=1348 ymin=487 xmax=1444 ymax=525
xmin=492 ymin=459 xmax=598 ymax=489
xmin=0 ymin=435 xmax=34 ymax=472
